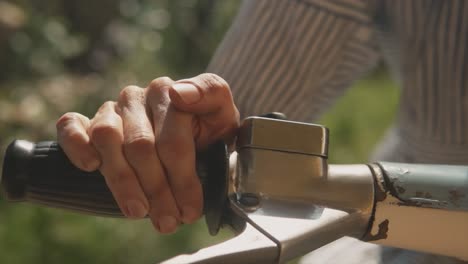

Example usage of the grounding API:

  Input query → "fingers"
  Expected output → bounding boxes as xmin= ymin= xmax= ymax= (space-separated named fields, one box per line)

xmin=147 ymin=77 xmax=204 ymax=224
xmin=157 ymin=105 xmax=203 ymax=224
xmin=57 ymin=74 xmax=238 ymax=235
xmin=118 ymin=84 xmax=180 ymax=233
xmin=56 ymin=112 xmax=100 ymax=172
xmin=168 ymin=73 xmax=240 ymax=147
xmin=88 ymin=101 xmax=149 ymax=220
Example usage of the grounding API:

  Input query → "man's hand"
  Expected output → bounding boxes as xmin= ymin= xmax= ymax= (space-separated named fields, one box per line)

xmin=56 ymin=73 xmax=240 ymax=234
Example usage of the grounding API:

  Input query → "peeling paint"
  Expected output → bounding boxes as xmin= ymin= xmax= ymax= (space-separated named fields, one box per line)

xmin=395 ymin=186 xmax=406 ymax=194
xmin=368 ymin=163 xmax=387 ymax=202
xmin=396 ymin=168 xmax=409 ymax=175
xmin=449 ymin=189 xmax=466 ymax=207
xmin=374 ymin=186 xmax=388 ymax=202
xmin=364 ymin=219 xmax=389 ymax=241
xmin=414 ymin=191 xmax=433 ymax=199
xmin=369 ymin=162 xmax=468 ymax=260
xmin=404 ymin=198 xmax=449 ymax=208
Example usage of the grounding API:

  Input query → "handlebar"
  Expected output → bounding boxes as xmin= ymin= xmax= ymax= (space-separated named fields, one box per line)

xmin=1 ymin=139 xmax=229 ymax=235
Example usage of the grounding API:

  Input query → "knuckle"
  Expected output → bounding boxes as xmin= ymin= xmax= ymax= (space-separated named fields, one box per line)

xmin=146 ymin=80 xmax=170 ymax=104
xmin=56 ymin=113 xmax=87 ymax=143
xmin=98 ymin=101 xmax=117 ymax=112
xmin=59 ymin=126 xmax=84 ymax=142
xmin=90 ymin=123 xmax=120 ymax=144
xmin=148 ymin=81 xmax=170 ymax=94
xmin=56 ymin=112 xmax=80 ymax=130
xmin=149 ymin=76 xmax=173 ymax=88
xmin=118 ymin=85 xmax=142 ymax=104
xmin=124 ymin=133 xmax=156 ymax=156
xmin=148 ymin=77 xmax=173 ymax=97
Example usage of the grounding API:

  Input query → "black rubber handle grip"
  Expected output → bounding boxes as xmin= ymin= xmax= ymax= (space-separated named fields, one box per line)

xmin=1 ymin=140 xmax=229 ymax=234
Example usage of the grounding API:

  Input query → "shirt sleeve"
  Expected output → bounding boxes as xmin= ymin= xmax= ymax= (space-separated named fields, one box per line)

xmin=207 ymin=0 xmax=381 ymax=122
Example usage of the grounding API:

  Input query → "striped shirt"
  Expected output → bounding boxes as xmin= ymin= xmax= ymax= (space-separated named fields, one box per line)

xmin=207 ymin=0 xmax=468 ymax=263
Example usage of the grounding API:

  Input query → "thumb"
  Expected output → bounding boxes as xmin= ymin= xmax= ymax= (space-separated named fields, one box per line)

xmin=169 ymin=73 xmax=234 ymax=114
xmin=169 ymin=73 xmax=240 ymax=145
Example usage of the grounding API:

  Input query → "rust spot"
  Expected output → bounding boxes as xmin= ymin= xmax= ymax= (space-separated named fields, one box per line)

xmin=398 ymin=198 xmax=448 ymax=208
xmin=395 ymin=186 xmax=406 ymax=194
xmin=397 ymin=201 xmax=416 ymax=207
xmin=414 ymin=191 xmax=432 ymax=199
xmin=449 ymin=189 xmax=466 ymax=207
xmin=375 ymin=186 xmax=387 ymax=202
xmin=363 ymin=219 xmax=389 ymax=242
xmin=368 ymin=164 xmax=387 ymax=202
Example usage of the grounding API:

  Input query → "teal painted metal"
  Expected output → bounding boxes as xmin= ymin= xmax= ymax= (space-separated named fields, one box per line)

xmin=378 ymin=162 xmax=468 ymax=210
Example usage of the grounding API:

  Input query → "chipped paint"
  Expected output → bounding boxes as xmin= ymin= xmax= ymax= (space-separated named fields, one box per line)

xmin=379 ymin=162 xmax=468 ymax=210
xmin=396 ymin=167 xmax=409 ymax=175
xmin=449 ymin=189 xmax=466 ymax=207
xmin=364 ymin=219 xmax=389 ymax=241
xmin=404 ymin=198 xmax=449 ymax=208
xmin=414 ymin=191 xmax=433 ymax=199
xmin=395 ymin=185 xmax=406 ymax=194
xmin=367 ymin=162 xmax=468 ymax=260
xmin=368 ymin=163 xmax=387 ymax=202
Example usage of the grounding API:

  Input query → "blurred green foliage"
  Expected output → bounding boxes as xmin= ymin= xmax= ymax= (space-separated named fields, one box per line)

xmin=0 ymin=0 xmax=399 ymax=263
xmin=0 ymin=1 xmax=237 ymax=263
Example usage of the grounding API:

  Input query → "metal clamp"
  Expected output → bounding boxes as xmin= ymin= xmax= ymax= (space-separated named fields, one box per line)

xmin=162 ymin=117 xmax=376 ymax=263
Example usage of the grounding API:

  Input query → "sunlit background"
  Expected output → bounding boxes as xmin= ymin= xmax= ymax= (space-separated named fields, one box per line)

xmin=0 ymin=1 xmax=399 ymax=263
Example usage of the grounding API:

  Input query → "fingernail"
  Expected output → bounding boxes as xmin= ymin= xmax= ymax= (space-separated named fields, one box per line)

xmin=158 ymin=216 xmax=178 ymax=233
xmin=126 ymin=200 xmax=147 ymax=218
xmin=171 ymin=83 xmax=201 ymax=104
xmin=182 ymin=206 xmax=199 ymax=224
